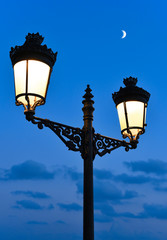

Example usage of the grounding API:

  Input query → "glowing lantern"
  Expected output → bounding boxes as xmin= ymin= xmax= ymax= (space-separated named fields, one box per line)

xmin=112 ymin=77 xmax=150 ymax=141
xmin=10 ymin=33 xmax=57 ymax=113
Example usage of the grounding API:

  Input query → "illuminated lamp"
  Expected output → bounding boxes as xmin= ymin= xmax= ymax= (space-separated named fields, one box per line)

xmin=10 ymin=33 xmax=57 ymax=114
xmin=112 ymin=77 xmax=150 ymax=141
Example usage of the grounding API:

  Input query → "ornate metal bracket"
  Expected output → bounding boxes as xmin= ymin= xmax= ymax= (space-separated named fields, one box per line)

xmin=25 ymin=112 xmax=83 ymax=152
xmin=94 ymin=133 xmax=138 ymax=157
xmin=25 ymin=111 xmax=137 ymax=157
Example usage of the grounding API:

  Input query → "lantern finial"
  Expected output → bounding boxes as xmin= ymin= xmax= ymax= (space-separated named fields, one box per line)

xmin=25 ymin=33 xmax=44 ymax=46
xmin=123 ymin=76 xmax=137 ymax=87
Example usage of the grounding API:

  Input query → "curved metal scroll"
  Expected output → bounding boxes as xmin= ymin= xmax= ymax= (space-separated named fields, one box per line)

xmin=94 ymin=133 xmax=137 ymax=157
xmin=29 ymin=116 xmax=83 ymax=152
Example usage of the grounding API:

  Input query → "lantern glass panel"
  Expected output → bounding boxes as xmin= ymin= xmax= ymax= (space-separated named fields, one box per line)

xmin=126 ymin=101 xmax=144 ymax=128
xmin=28 ymin=60 xmax=50 ymax=98
xmin=117 ymin=102 xmax=126 ymax=131
xmin=14 ymin=60 xmax=50 ymax=107
xmin=117 ymin=101 xmax=145 ymax=138
xmin=14 ymin=60 xmax=26 ymax=98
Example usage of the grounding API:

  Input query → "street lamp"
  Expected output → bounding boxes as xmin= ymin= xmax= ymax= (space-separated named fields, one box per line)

xmin=10 ymin=33 xmax=150 ymax=240
xmin=112 ymin=76 xmax=150 ymax=141
xmin=10 ymin=33 xmax=57 ymax=113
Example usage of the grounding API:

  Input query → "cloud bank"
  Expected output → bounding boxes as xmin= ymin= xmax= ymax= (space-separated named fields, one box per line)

xmin=11 ymin=190 xmax=51 ymax=199
xmin=13 ymin=200 xmax=54 ymax=210
xmin=124 ymin=159 xmax=167 ymax=175
xmin=0 ymin=160 xmax=55 ymax=180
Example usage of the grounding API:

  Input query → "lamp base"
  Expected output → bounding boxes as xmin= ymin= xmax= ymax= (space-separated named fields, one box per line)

xmin=24 ymin=110 xmax=35 ymax=121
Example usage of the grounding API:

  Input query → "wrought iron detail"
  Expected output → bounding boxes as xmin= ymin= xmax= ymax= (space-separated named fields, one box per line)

xmin=25 ymin=112 xmax=137 ymax=156
xmin=94 ymin=133 xmax=137 ymax=157
xmin=26 ymin=114 xmax=83 ymax=152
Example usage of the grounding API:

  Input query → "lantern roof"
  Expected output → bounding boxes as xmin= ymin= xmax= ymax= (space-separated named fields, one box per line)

xmin=10 ymin=33 xmax=57 ymax=68
xmin=112 ymin=77 xmax=150 ymax=105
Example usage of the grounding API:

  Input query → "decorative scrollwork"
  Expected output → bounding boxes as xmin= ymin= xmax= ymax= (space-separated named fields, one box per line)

xmin=24 ymin=112 xmax=137 ymax=156
xmin=94 ymin=133 xmax=137 ymax=157
xmin=29 ymin=116 xmax=83 ymax=152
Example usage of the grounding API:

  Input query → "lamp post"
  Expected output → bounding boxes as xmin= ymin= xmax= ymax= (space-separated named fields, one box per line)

xmin=10 ymin=33 xmax=150 ymax=240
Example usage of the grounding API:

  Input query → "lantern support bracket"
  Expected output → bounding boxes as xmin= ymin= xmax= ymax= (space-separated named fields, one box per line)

xmin=25 ymin=112 xmax=138 ymax=157
xmin=25 ymin=114 xmax=83 ymax=152
xmin=93 ymin=133 xmax=137 ymax=157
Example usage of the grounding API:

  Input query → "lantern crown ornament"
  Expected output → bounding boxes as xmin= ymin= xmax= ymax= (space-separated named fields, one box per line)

xmin=112 ymin=77 xmax=150 ymax=142
xmin=10 ymin=33 xmax=57 ymax=114
xmin=112 ymin=77 xmax=150 ymax=104
xmin=10 ymin=33 xmax=57 ymax=67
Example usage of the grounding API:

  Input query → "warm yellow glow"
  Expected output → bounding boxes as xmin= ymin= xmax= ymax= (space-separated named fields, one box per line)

xmin=14 ymin=60 xmax=50 ymax=107
xmin=14 ymin=60 xmax=26 ymax=98
xmin=117 ymin=101 xmax=145 ymax=138
xmin=117 ymin=102 xmax=126 ymax=131
xmin=28 ymin=60 xmax=50 ymax=98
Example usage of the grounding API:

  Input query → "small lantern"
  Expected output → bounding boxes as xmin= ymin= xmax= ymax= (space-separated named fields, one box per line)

xmin=10 ymin=33 xmax=57 ymax=113
xmin=112 ymin=77 xmax=150 ymax=141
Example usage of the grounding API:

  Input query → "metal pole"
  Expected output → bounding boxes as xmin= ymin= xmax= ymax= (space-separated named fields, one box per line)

xmin=82 ymin=85 xmax=95 ymax=240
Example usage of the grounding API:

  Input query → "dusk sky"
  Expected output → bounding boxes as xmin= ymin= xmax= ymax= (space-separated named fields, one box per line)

xmin=1 ymin=0 xmax=167 ymax=239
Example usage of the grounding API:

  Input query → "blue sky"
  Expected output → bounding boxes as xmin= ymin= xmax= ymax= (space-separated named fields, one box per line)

xmin=1 ymin=0 xmax=167 ymax=239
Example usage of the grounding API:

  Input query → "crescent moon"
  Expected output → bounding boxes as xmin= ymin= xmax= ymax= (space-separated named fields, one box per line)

xmin=121 ymin=30 xmax=126 ymax=39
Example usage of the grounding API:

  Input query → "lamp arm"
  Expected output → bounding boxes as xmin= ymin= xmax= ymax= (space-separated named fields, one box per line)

xmin=93 ymin=133 xmax=138 ymax=157
xmin=26 ymin=114 xmax=83 ymax=152
xmin=25 ymin=112 xmax=137 ymax=157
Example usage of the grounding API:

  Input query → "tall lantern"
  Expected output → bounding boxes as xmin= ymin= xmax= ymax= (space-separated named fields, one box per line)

xmin=10 ymin=33 xmax=57 ymax=114
xmin=112 ymin=77 xmax=150 ymax=142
